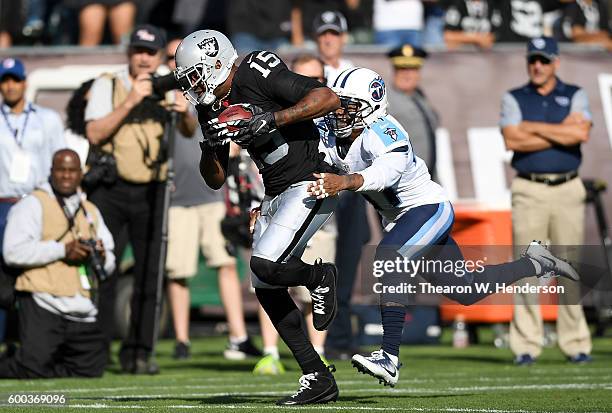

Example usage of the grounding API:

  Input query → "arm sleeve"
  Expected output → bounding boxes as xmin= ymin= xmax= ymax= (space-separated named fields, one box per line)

xmin=356 ymin=151 xmax=407 ymax=192
xmin=94 ymin=207 xmax=116 ymax=275
xmin=499 ymin=92 xmax=522 ymax=128
xmin=84 ymin=76 xmax=114 ymax=121
xmin=2 ymin=197 xmax=66 ymax=267
xmin=570 ymin=88 xmax=592 ymax=122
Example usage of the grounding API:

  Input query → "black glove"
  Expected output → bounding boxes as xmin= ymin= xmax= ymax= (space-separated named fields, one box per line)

xmin=207 ymin=104 xmax=277 ymax=148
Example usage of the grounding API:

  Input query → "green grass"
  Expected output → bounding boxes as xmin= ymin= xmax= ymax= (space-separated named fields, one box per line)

xmin=1 ymin=335 xmax=611 ymax=412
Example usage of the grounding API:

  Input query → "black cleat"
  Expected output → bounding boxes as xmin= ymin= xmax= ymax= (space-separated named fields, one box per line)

xmin=276 ymin=367 xmax=339 ymax=406
xmin=310 ymin=260 xmax=338 ymax=331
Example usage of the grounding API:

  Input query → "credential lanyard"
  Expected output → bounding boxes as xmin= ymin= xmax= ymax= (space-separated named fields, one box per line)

xmin=1 ymin=104 xmax=31 ymax=147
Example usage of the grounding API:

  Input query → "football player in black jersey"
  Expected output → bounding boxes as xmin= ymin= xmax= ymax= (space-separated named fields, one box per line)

xmin=174 ymin=30 xmax=341 ymax=405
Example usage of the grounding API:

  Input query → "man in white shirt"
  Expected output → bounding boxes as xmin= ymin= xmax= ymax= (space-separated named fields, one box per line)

xmin=1 ymin=149 xmax=114 ymax=378
xmin=0 ymin=57 xmax=65 ymax=348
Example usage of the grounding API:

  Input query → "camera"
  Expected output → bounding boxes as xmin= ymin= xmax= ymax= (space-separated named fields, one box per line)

xmin=79 ymin=239 xmax=109 ymax=282
xmin=149 ymin=72 xmax=179 ymax=101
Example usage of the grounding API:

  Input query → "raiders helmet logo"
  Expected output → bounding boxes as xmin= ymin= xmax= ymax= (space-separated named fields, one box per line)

xmin=384 ymin=128 xmax=398 ymax=141
xmin=197 ymin=37 xmax=219 ymax=57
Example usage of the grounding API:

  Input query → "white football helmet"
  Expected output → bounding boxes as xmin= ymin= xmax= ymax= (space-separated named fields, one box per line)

xmin=174 ymin=30 xmax=238 ymax=106
xmin=325 ymin=67 xmax=388 ymax=139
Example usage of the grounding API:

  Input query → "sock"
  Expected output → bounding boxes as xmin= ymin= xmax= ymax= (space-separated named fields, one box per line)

xmin=264 ymin=346 xmax=279 ymax=360
xmin=381 ymin=306 xmax=406 ymax=358
xmin=256 ymin=288 xmax=327 ymax=374
xmin=229 ymin=335 xmax=248 ymax=345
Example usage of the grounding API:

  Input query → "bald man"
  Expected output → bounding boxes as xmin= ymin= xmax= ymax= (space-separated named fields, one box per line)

xmin=1 ymin=149 xmax=115 ymax=378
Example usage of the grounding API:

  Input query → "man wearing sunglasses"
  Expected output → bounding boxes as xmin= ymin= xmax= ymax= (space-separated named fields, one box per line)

xmin=500 ymin=37 xmax=592 ymax=366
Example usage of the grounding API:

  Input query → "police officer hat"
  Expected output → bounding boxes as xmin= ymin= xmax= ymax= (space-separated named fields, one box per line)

xmin=388 ymin=44 xmax=428 ymax=69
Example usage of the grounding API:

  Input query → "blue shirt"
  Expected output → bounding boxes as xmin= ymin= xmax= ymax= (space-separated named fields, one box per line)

xmin=499 ymin=78 xmax=591 ymax=174
xmin=0 ymin=102 xmax=66 ymax=198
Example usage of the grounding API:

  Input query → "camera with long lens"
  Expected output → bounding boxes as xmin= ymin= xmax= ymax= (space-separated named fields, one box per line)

xmin=148 ymin=72 xmax=179 ymax=101
xmin=79 ymin=239 xmax=109 ymax=282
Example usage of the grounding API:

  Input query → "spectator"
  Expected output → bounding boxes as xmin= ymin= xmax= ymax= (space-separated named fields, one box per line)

xmin=310 ymin=14 xmax=370 ymax=360
xmin=493 ymin=0 xmax=564 ymax=42
xmin=253 ymin=54 xmax=336 ymax=374
xmin=372 ymin=0 xmax=424 ymax=47
xmin=22 ymin=0 xmax=47 ymax=40
xmin=66 ymin=0 xmax=136 ymax=46
xmin=0 ymin=57 xmax=66 ymax=345
xmin=163 ymin=38 xmax=260 ymax=361
xmin=227 ymin=0 xmax=291 ymax=54
xmin=500 ymin=37 xmax=592 ymax=366
xmin=443 ymin=0 xmax=497 ymax=50
xmin=84 ymin=24 xmax=194 ymax=374
xmin=0 ymin=149 xmax=114 ymax=378
xmin=423 ymin=0 xmax=446 ymax=47
xmin=313 ymin=11 xmax=353 ymax=86
xmin=0 ymin=0 xmax=24 ymax=48
xmin=562 ymin=0 xmax=612 ymax=50
xmin=386 ymin=45 xmax=439 ymax=175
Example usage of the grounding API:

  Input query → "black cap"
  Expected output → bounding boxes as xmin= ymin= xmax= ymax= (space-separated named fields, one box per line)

xmin=313 ymin=11 xmax=348 ymax=35
xmin=388 ymin=44 xmax=428 ymax=69
xmin=129 ymin=24 xmax=166 ymax=51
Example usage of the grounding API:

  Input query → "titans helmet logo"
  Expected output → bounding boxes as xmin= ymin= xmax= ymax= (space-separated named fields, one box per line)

xmin=197 ymin=37 xmax=219 ymax=57
xmin=369 ymin=77 xmax=385 ymax=102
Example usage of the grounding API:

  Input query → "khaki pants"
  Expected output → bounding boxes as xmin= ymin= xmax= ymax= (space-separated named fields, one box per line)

xmin=509 ymin=176 xmax=591 ymax=358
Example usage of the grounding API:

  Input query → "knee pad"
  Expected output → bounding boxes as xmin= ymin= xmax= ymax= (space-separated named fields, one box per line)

xmin=250 ymin=256 xmax=283 ymax=286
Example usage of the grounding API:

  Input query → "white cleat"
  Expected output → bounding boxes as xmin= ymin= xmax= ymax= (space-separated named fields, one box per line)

xmin=523 ymin=241 xmax=580 ymax=281
xmin=351 ymin=350 xmax=400 ymax=387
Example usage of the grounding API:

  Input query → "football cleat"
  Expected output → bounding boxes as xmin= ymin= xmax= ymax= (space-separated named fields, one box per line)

xmin=310 ymin=260 xmax=338 ymax=331
xmin=253 ymin=354 xmax=286 ymax=375
xmin=352 ymin=350 xmax=401 ymax=387
xmin=523 ymin=241 xmax=580 ymax=281
xmin=276 ymin=367 xmax=338 ymax=406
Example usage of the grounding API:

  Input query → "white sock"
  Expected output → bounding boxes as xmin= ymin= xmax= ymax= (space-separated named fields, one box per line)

xmin=230 ymin=335 xmax=248 ymax=345
xmin=313 ymin=346 xmax=325 ymax=356
xmin=529 ymin=258 xmax=542 ymax=275
xmin=264 ymin=346 xmax=279 ymax=360
xmin=384 ymin=350 xmax=399 ymax=366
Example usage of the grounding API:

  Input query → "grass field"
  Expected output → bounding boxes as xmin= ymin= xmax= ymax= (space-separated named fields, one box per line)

xmin=1 ymin=334 xmax=611 ymax=412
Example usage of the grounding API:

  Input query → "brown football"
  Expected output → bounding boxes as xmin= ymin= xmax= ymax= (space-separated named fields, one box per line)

xmin=218 ymin=105 xmax=252 ymax=132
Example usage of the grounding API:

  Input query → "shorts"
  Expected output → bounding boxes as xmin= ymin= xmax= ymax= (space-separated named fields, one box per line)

xmin=290 ymin=228 xmax=337 ymax=303
xmin=166 ymin=202 xmax=236 ymax=279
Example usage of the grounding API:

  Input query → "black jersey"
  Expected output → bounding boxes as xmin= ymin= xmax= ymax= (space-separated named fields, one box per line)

xmin=444 ymin=0 xmax=496 ymax=34
xmin=493 ymin=0 xmax=563 ymax=42
xmin=198 ymin=50 xmax=332 ymax=196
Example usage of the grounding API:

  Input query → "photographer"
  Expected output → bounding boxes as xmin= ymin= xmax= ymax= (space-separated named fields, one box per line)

xmin=0 ymin=149 xmax=114 ymax=378
xmin=84 ymin=24 xmax=196 ymax=374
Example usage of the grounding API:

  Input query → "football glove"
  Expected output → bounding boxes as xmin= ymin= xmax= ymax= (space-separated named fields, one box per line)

xmin=207 ymin=104 xmax=277 ymax=148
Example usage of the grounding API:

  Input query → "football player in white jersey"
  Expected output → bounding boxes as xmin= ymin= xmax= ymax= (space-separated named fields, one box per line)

xmin=308 ymin=67 xmax=581 ymax=388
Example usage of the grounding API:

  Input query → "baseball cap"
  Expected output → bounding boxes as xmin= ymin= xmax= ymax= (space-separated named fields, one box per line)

xmin=129 ymin=24 xmax=166 ymax=51
xmin=313 ymin=11 xmax=348 ymax=35
xmin=388 ymin=44 xmax=428 ymax=69
xmin=527 ymin=37 xmax=558 ymax=60
xmin=0 ymin=58 xmax=26 ymax=81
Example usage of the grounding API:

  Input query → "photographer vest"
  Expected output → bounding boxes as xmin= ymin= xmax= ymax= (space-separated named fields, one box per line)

xmin=101 ymin=73 xmax=168 ymax=183
xmin=15 ymin=190 xmax=99 ymax=298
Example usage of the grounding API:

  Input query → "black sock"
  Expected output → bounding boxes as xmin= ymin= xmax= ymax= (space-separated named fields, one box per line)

xmin=256 ymin=288 xmax=327 ymax=374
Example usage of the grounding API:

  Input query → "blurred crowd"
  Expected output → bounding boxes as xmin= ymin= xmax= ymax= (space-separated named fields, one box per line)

xmin=0 ymin=0 xmax=611 ymax=50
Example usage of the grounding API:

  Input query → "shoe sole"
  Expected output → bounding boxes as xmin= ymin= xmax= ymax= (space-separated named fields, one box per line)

xmin=276 ymin=387 xmax=339 ymax=405
xmin=314 ymin=265 xmax=338 ymax=331
xmin=351 ymin=358 xmax=396 ymax=387
xmin=224 ymin=349 xmax=249 ymax=360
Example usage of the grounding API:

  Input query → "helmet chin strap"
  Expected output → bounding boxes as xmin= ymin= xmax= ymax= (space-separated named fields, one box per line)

xmin=211 ymin=86 xmax=232 ymax=111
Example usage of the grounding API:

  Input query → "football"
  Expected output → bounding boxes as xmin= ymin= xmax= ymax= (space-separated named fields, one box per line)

xmin=218 ymin=104 xmax=253 ymax=132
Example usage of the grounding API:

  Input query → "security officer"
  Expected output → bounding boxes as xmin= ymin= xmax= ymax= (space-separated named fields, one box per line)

xmin=386 ymin=44 xmax=439 ymax=175
xmin=84 ymin=24 xmax=196 ymax=374
xmin=500 ymin=37 xmax=592 ymax=365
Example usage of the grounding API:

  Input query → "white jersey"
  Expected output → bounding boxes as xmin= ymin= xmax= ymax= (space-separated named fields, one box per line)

xmin=318 ymin=114 xmax=447 ymax=227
